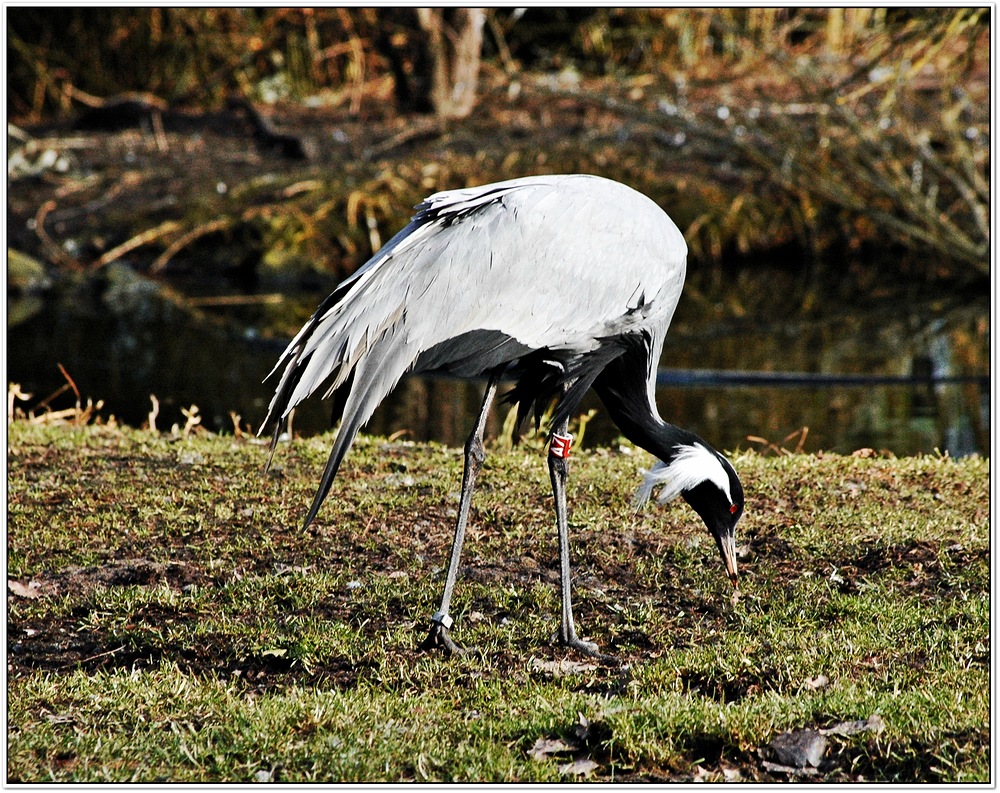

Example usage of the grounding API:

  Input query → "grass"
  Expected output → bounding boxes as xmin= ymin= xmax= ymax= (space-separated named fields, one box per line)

xmin=6 ymin=421 xmax=991 ymax=782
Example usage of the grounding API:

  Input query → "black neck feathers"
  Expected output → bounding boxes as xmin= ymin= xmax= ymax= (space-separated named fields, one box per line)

xmin=592 ymin=351 xmax=701 ymax=464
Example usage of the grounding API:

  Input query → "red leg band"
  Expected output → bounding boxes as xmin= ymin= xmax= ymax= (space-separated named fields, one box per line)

xmin=550 ymin=432 xmax=573 ymax=459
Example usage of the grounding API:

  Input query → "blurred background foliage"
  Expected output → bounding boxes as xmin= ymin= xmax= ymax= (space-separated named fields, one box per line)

xmin=6 ymin=7 xmax=990 ymax=450
xmin=7 ymin=9 xmax=987 ymax=115
xmin=7 ymin=7 xmax=990 ymax=283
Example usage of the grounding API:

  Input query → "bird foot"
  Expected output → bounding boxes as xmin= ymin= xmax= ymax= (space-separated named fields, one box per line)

xmin=419 ymin=620 xmax=467 ymax=656
xmin=556 ymin=630 xmax=622 ymax=666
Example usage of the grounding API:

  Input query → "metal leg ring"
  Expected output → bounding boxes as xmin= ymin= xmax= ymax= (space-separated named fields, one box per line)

xmin=431 ymin=611 xmax=454 ymax=629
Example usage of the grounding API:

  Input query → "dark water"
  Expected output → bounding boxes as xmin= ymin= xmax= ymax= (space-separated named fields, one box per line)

xmin=7 ymin=265 xmax=990 ymax=458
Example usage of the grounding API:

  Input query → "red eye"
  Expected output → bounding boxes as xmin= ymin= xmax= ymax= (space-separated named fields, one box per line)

xmin=729 ymin=503 xmax=738 ymax=514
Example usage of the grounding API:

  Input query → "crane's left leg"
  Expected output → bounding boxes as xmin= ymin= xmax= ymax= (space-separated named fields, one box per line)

xmin=419 ymin=369 xmax=501 ymax=654
xmin=548 ymin=413 xmax=618 ymax=663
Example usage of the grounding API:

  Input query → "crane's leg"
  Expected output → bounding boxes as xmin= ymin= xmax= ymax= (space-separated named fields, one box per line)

xmin=549 ymin=412 xmax=618 ymax=663
xmin=419 ymin=370 xmax=501 ymax=655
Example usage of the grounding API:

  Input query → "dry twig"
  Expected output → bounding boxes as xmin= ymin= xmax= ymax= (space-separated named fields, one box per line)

xmin=149 ymin=218 xmax=230 ymax=274
xmin=92 ymin=220 xmax=182 ymax=270
xmin=33 ymin=201 xmax=82 ymax=271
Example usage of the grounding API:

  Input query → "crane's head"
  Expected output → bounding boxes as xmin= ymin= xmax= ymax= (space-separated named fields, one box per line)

xmin=634 ymin=442 xmax=744 ymax=588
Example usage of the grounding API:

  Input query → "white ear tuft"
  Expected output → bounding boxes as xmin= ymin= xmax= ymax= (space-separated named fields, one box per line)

xmin=633 ymin=461 xmax=669 ymax=509
xmin=633 ymin=443 xmax=732 ymax=508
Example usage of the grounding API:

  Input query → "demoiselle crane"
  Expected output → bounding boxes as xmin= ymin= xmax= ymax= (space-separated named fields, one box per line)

xmin=260 ymin=174 xmax=744 ymax=659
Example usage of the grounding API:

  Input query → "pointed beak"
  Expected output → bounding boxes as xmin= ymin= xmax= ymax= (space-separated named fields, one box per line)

xmin=718 ymin=532 xmax=738 ymax=587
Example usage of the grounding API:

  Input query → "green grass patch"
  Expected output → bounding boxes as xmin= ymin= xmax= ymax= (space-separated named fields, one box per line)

xmin=7 ymin=422 xmax=990 ymax=782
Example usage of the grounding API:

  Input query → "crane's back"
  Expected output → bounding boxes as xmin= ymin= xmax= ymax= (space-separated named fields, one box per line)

xmin=402 ymin=175 xmax=688 ymax=354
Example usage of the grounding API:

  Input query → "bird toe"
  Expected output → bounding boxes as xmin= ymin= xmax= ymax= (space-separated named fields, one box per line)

xmin=418 ymin=621 xmax=468 ymax=656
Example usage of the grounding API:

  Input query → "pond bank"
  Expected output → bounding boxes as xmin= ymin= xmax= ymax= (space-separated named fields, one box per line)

xmin=8 ymin=261 xmax=990 ymax=457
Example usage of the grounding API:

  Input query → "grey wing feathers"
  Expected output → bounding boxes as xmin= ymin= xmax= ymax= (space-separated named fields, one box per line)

xmin=256 ymin=182 xmax=543 ymax=526
xmin=259 ymin=177 xmax=546 ymax=439
xmin=256 ymin=228 xmax=423 ymax=525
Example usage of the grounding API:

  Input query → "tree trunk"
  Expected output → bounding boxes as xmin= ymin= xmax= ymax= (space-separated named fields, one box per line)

xmin=416 ymin=8 xmax=485 ymax=119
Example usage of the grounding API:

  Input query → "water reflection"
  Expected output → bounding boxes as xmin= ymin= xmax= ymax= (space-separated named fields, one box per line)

xmin=7 ymin=271 xmax=989 ymax=457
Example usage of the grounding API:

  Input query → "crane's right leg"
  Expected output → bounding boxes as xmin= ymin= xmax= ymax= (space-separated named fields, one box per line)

xmin=419 ymin=370 xmax=501 ymax=654
xmin=549 ymin=407 xmax=620 ymax=665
